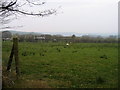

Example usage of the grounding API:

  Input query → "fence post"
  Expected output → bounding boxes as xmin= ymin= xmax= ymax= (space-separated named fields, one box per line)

xmin=7 ymin=44 xmax=14 ymax=71
xmin=6 ymin=37 xmax=20 ymax=77
xmin=13 ymin=38 xmax=20 ymax=76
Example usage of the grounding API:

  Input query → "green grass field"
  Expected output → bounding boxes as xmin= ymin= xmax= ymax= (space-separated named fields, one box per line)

xmin=2 ymin=41 xmax=118 ymax=88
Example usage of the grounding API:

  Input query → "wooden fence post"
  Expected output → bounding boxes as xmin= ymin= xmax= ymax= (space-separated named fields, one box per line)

xmin=6 ymin=38 xmax=20 ymax=77
xmin=7 ymin=44 xmax=14 ymax=71
xmin=13 ymin=38 xmax=20 ymax=76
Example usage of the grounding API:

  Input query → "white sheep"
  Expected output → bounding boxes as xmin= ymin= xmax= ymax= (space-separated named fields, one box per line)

xmin=66 ymin=43 xmax=69 ymax=46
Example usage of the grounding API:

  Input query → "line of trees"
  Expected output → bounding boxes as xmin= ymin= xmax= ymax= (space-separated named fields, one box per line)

xmin=17 ymin=34 xmax=119 ymax=43
xmin=2 ymin=31 xmax=118 ymax=43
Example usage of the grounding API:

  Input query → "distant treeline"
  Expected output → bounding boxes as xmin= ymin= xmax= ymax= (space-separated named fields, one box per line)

xmin=2 ymin=31 xmax=118 ymax=43
xmin=18 ymin=34 xmax=118 ymax=43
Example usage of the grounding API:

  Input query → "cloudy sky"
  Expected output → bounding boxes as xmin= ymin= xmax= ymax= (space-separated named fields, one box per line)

xmin=1 ymin=0 xmax=119 ymax=34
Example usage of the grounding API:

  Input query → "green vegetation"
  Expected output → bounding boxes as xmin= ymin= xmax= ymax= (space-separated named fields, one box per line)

xmin=2 ymin=41 xmax=118 ymax=88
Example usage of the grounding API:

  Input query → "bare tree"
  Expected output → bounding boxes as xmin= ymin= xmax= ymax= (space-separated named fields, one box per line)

xmin=0 ymin=0 xmax=56 ymax=24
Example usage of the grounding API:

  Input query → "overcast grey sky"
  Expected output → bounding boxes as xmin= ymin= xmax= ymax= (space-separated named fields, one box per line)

xmin=2 ymin=0 xmax=119 ymax=34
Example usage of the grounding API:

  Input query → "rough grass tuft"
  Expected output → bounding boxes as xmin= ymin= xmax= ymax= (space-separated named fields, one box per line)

xmin=96 ymin=76 xmax=105 ymax=84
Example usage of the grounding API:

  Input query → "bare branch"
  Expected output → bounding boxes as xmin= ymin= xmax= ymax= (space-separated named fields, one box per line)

xmin=6 ymin=0 xmax=17 ymax=9
xmin=7 ymin=7 xmax=56 ymax=16
xmin=0 ymin=0 xmax=57 ymax=24
xmin=26 ymin=0 xmax=46 ymax=6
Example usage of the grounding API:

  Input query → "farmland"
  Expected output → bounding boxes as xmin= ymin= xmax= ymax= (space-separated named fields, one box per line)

xmin=2 ymin=41 xmax=118 ymax=88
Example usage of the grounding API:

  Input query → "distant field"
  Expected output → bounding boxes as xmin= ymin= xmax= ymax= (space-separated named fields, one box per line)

xmin=2 ymin=41 xmax=118 ymax=88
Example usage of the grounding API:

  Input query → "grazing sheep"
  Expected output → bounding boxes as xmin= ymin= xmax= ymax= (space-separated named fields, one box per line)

xmin=66 ymin=43 xmax=69 ymax=46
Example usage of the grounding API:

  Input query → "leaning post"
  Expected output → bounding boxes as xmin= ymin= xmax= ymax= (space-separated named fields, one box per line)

xmin=6 ymin=44 xmax=14 ymax=71
xmin=13 ymin=38 xmax=20 ymax=77
xmin=6 ymin=37 xmax=20 ymax=78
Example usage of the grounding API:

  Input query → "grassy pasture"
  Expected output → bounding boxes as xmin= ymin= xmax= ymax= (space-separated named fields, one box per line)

xmin=2 ymin=41 xmax=118 ymax=88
